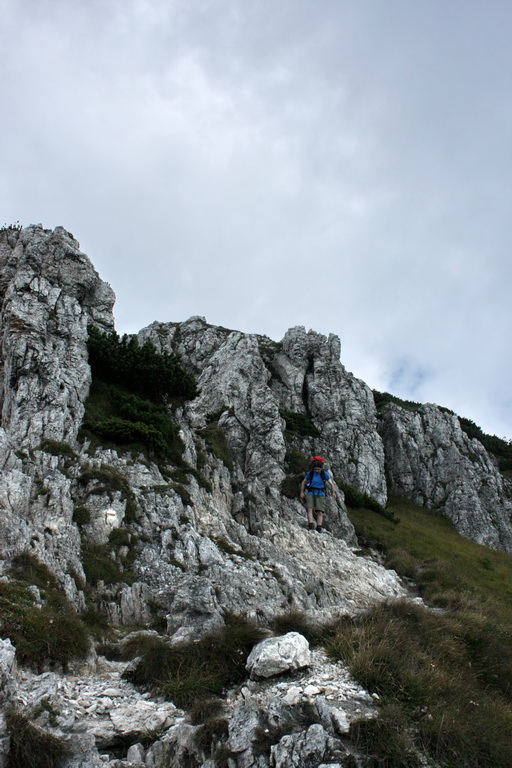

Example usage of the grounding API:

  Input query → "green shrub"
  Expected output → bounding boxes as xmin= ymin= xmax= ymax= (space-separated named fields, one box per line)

xmin=202 ymin=422 xmax=234 ymax=470
xmin=0 ymin=555 xmax=90 ymax=669
xmin=281 ymin=473 xmax=303 ymax=499
xmin=6 ymin=711 xmax=67 ymax=768
xmin=87 ymin=325 xmax=198 ymax=402
xmin=337 ymin=480 xmax=394 ymax=520
xmin=284 ymin=448 xmax=309 ymax=475
xmin=38 ymin=440 xmax=77 ymax=460
xmin=81 ymin=541 xmax=135 ymax=586
xmin=81 ymin=382 xmax=184 ymax=463
xmin=280 ymin=410 xmax=320 ymax=437
xmin=124 ymin=613 xmax=266 ymax=707
xmin=72 ymin=506 xmax=91 ymax=528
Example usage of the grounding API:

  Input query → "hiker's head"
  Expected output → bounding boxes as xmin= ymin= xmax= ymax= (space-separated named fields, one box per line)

xmin=312 ymin=460 xmax=323 ymax=471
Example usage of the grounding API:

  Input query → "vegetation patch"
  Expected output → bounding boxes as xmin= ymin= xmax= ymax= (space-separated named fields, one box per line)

xmin=87 ymin=325 xmax=198 ymax=402
xmin=123 ymin=613 xmax=266 ymax=707
xmin=0 ymin=553 xmax=90 ymax=669
xmin=81 ymin=325 xmax=198 ymax=463
xmin=72 ymin=505 xmax=91 ymax=528
xmin=373 ymin=390 xmax=423 ymax=414
xmin=281 ymin=448 xmax=309 ymax=499
xmin=78 ymin=464 xmax=137 ymax=522
xmin=280 ymin=409 xmax=320 ymax=438
xmin=169 ymin=465 xmax=212 ymax=493
xmin=81 ymin=539 xmax=135 ymax=586
xmin=337 ymin=480 xmax=395 ymax=521
xmin=38 ymin=440 xmax=77 ymax=460
xmin=335 ymin=494 xmax=512 ymax=767
xmin=284 ymin=447 xmax=309 ymax=475
xmin=80 ymin=382 xmax=184 ymax=464
xmin=269 ymin=610 xmax=327 ymax=646
xmin=252 ymin=703 xmax=318 ymax=757
xmin=6 ymin=710 xmax=67 ymax=768
xmin=194 ymin=717 xmax=229 ymax=753
xmin=202 ymin=422 xmax=234 ymax=470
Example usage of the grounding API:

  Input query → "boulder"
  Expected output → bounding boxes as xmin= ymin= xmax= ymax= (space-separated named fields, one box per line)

xmin=246 ymin=632 xmax=311 ymax=678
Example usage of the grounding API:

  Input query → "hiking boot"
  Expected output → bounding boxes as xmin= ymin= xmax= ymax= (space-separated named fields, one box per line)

xmin=316 ymin=525 xmax=325 ymax=533
xmin=308 ymin=522 xmax=316 ymax=531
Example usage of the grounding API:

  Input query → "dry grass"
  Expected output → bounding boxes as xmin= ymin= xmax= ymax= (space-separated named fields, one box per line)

xmin=332 ymin=495 xmax=512 ymax=767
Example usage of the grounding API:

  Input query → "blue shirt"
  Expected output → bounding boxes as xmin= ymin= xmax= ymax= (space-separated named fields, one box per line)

xmin=306 ymin=469 xmax=330 ymax=495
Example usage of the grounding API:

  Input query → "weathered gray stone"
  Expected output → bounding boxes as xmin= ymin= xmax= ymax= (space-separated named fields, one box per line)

xmin=246 ymin=633 xmax=311 ymax=679
xmin=270 ymin=723 xmax=339 ymax=768
xmin=380 ymin=403 xmax=512 ymax=553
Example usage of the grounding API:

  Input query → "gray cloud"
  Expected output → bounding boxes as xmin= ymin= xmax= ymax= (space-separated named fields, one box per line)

xmin=2 ymin=0 xmax=511 ymax=437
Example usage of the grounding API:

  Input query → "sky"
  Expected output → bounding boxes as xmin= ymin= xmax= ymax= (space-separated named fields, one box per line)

xmin=1 ymin=0 xmax=511 ymax=439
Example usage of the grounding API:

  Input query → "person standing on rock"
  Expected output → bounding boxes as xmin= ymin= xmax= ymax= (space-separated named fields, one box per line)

xmin=300 ymin=457 xmax=336 ymax=532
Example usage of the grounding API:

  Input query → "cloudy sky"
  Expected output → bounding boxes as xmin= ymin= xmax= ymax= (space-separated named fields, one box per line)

xmin=2 ymin=0 xmax=511 ymax=438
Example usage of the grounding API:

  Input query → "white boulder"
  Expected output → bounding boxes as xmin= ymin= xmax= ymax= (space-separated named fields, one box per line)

xmin=246 ymin=632 xmax=311 ymax=678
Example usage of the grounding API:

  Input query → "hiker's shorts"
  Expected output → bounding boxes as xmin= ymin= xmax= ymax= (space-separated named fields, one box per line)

xmin=305 ymin=493 xmax=326 ymax=511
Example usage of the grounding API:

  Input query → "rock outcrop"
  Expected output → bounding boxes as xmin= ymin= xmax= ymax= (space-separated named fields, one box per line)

xmin=379 ymin=403 xmax=512 ymax=553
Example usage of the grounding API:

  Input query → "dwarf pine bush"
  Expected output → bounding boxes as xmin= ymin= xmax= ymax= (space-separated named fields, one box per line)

xmin=87 ymin=325 xmax=198 ymax=402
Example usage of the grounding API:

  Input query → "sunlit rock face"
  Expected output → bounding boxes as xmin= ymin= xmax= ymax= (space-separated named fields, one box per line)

xmin=139 ymin=317 xmax=387 ymax=507
xmin=0 ymin=224 xmax=115 ymax=447
xmin=379 ymin=402 xmax=512 ymax=553
xmin=0 ymin=225 xmax=115 ymax=585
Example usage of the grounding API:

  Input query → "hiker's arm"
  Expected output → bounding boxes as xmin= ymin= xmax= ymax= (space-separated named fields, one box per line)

xmin=329 ymin=479 xmax=336 ymax=498
xmin=300 ymin=478 xmax=306 ymax=498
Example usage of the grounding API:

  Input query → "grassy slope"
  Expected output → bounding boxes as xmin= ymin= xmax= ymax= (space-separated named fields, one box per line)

xmin=330 ymin=494 xmax=512 ymax=768
xmin=349 ymin=492 xmax=512 ymax=620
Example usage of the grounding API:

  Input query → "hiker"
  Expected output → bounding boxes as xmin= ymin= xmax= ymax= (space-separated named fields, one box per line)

xmin=300 ymin=456 xmax=336 ymax=532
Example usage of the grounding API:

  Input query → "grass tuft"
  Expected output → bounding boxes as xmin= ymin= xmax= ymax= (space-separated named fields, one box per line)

xmin=0 ymin=553 xmax=91 ymax=669
xmin=6 ymin=711 xmax=67 ymax=768
xmin=123 ymin=613 xmax=266 ymax=708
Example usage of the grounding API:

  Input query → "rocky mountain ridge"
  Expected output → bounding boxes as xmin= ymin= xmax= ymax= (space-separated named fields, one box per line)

xmin=1 ymin=224 xmax=511 ymax=768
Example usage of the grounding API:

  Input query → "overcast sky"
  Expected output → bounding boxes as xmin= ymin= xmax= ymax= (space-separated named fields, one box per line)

xmin=2 ymin=0 xmax=511 ymax=438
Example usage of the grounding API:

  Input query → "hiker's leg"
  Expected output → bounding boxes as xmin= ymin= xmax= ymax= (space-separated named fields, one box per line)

xmin=306 ymin=495 xmax=316 ymax=528
xmin=315 ymin=496 xmax=326 ymax=529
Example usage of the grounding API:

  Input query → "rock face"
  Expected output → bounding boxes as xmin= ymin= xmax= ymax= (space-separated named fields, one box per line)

xmin=1 ymin=224 xmax=512 ymax=767
xmin=379 ymin=403 xmax=512 ymax=553
xmin=0 ymin=224 xmax=115 ymax=447
xmin=139 ymin=317 xmax=387 ymax=507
